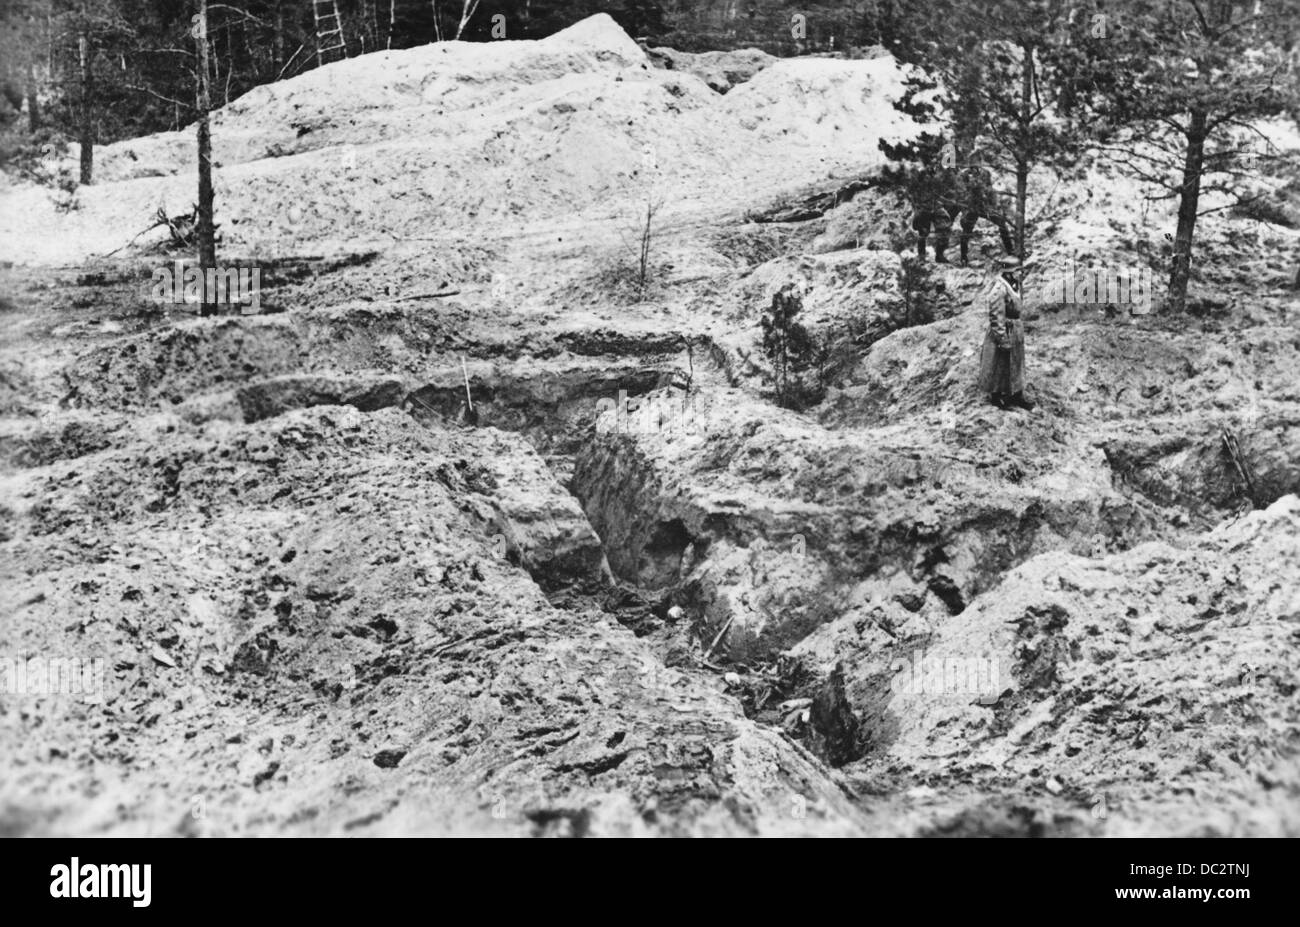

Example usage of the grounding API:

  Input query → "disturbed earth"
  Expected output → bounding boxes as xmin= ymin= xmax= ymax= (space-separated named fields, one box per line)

xmin=1 ymin=16 xmax=1298 ymax=836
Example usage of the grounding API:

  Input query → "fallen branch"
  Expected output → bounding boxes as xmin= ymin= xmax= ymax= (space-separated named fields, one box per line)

xmin=125 ymin=83 xmax=192 ymax=110
xmin=429 ymin=634 xmax=472 ymax=657
xmin=103 ymin=213 xmax=169 ymax=257
xmin=277 ymin=44 xmax=306 ymax=80
xmin=392 ymin=289 xmax=460 ymax=301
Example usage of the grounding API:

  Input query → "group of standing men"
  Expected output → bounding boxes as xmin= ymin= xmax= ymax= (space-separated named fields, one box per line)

xmin=908 ymin=146 xmax=1014 ymax=265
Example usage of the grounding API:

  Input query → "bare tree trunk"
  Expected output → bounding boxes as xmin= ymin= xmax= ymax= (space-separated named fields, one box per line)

xmin=388 ymin=0 xmax=396 ymax=49
xmin=1014 ymin=41 xmax=1031 ymax=265
xmin=1167 ymin=108 xmax=1208 ymax=314
xmin=25 ymin=62 xmax=40 ymax=131
xmin=78 ymin=33 xmax=93 ymax=185
xmin=241 ymin=17 xmax=254 ymax=71
xmin=455 ymin=0 xmax=482 ymax=39
xmin=196 ymin=0 xmax=217 ymax=317
xmin=213 ymin=32 xmax=229 ymax=105
xmin=273 ymin=0 xmax=285 ymax=73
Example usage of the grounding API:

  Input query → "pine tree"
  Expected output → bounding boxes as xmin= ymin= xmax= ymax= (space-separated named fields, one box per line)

xmin=1080 ymin=0 xmax=1300 ymax=312
xmin=877 ymin=73 xmax=951 ymax=207
xmin=887 ymin=0 xmax=1100 ymax=272
xmin=760 ymin=286 xmax=816 ymax=409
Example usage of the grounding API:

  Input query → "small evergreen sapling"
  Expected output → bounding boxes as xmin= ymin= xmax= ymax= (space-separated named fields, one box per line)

xmin=760 ymin=285 xmax=817 ymax=408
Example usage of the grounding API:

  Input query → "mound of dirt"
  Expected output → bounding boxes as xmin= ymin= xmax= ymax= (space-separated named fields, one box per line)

xmin=870 ymin=494 xmax=1300 ymax=836
xmin=0 ymin=15 xmax=912 ymax=266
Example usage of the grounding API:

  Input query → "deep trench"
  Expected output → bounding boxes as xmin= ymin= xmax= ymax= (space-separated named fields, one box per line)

xmin=40 ymin=270 xmax=1243 ymax=781
xmin=386 ymin=334 xmax=1238 ymax=777
xmin=386 ymin=340 xmax=876 ymax=772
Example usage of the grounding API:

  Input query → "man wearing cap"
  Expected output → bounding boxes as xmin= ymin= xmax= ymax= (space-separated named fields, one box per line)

xmin=978 ymin=255 xmax=1035 ymax=410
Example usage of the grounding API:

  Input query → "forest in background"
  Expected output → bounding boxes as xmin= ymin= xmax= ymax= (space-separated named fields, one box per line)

xmin=0 ymin=1 xmax=895 ymax=161
xmin=3 ymin=0 xmax=1299 ymax=313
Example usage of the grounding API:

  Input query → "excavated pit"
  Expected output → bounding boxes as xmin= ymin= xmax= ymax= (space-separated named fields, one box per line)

xmin=5 ymin=218 xmax=1300 ymax=837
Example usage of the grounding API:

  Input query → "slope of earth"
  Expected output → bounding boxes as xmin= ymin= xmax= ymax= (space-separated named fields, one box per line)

xmin=850 ymin=495 xmax=1300 ymax=837
xmin=0 ymin=406 xmax=863 ymax=836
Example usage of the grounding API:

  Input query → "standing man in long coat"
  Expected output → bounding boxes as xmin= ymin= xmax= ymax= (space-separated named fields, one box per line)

xmin=978 ymin=255 xmax=1035 ymax=410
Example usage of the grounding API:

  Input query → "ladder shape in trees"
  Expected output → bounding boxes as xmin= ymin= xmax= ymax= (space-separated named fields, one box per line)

xmin=312 ymin=0 xmax=348 ymax=66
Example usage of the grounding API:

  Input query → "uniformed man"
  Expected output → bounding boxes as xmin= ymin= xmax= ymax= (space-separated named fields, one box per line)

xmin=957 ymin=152 xmax=1014 ymax=265
xmin=910 ymin=146 xmax=959 ymax=263
xmin=978 ymin=255 xmax=1035 ymax=410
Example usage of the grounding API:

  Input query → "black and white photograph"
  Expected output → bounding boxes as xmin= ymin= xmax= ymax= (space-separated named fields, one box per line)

xmin=0 ymin=0 xmax=1297 ymax=861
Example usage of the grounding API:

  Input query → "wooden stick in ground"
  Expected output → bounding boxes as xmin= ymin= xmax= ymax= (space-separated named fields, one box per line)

xmin=462 ymin=356 xmax=473 ymax=413
xmin=704 ymin=615 xmax=734 ymax=661
xmin=1222 ymin=428 xmax=1256 ymax=504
